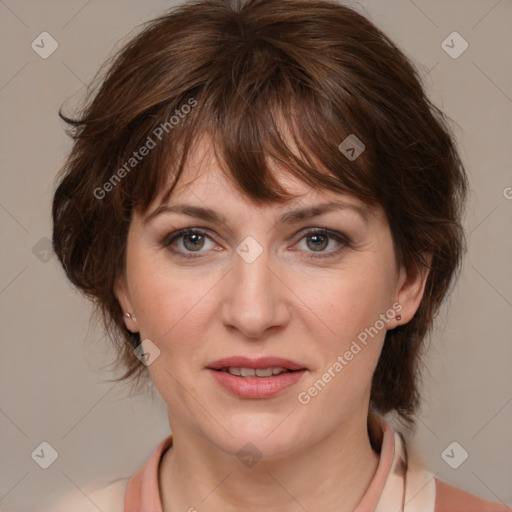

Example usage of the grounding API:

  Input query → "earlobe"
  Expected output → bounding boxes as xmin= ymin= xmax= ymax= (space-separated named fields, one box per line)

xmin=395 ymin=252 xmax=432 ymax=326
xmin=113 ymin=276 xmax=139 ymax=332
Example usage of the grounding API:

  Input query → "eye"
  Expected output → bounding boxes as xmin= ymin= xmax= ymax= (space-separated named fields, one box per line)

xmin=162 ymin=227 xmax=350 ymax=260
xmin=162 ymin=229 xmax=216 ymax=259
xmin=294 ymin=228 xmax=350 ymax=259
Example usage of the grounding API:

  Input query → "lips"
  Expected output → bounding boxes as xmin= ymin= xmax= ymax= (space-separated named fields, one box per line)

xmin=206 ymin=357 xmax=308 ymax=399
xmin=206 ymin=356 xmax=306 ymax=372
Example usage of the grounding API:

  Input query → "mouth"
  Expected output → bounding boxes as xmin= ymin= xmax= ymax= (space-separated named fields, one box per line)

xmin=206 ymin=356 xmax=307 ymax=397
xmin=214 ymin=366 xmax=298 ymax=378
xmin=206 ymin=356 xmax=307 ymax=375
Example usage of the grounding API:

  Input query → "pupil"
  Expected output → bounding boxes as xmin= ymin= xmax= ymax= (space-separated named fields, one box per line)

xmin=184 ymin=233 xmax=204 ymax=251
xmin=308 ymin=234 xmax=327 ymax=251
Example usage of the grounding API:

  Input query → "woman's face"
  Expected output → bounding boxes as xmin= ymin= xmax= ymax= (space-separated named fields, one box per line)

xmin=116 ymin=137 xmax=427 ymax=458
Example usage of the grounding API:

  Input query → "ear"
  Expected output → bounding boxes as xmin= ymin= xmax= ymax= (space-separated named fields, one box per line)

xmin=394 ymin=252 xmax=432 ymax=327
xmin=113 ymin=274 xmax=139 ymax=333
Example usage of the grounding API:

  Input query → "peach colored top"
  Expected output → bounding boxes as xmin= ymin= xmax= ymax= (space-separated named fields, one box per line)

xmin=123 ymin=412 xmax=511 ymax=512
xmin=39 ymin=413 xmax=511 ymax=511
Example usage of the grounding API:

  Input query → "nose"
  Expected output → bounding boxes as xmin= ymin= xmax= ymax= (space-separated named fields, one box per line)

xmin=220 ymin=243 xmax=290 ymax=339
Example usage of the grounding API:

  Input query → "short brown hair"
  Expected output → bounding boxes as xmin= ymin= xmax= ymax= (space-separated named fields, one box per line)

xmin=52 ymin=0 xmax=468 ymax=428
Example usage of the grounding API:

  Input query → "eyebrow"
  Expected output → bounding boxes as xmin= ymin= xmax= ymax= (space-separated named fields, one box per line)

xmin=143 ymin=199 xmax=371 ymax=226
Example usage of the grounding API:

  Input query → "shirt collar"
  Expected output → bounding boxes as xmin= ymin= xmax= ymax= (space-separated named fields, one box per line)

xmin=124 ymin=411 xmax=407 ymax=512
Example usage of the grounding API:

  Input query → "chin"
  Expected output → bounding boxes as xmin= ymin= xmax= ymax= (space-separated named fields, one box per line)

xmin=203 ymin=413 xmax=304 ymax=460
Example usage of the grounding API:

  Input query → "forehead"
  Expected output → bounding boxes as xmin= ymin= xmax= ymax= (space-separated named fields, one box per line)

xmin=138 ymin=137 xmax=381 ymax=233
xmin=149 ymin=133 xmax=371 ymax=215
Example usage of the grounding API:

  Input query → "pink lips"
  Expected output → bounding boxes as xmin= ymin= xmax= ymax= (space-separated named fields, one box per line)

xmin=206 ymin=356 xmax=307 ymax=399
xmin=206 ymin=356 xmax=306 ymax=371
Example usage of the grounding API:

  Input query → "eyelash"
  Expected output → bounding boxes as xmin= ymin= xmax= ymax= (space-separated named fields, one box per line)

xmin=161 ymin=228 xmax=351 ymax=260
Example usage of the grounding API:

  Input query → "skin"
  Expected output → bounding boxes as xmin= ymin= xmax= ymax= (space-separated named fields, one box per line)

xmin=115 ymin=135 xmax=430 ymax=512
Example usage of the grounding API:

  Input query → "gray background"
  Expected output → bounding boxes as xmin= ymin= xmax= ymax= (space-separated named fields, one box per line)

xmin=0 ymin=0 xmax=511 ymax=510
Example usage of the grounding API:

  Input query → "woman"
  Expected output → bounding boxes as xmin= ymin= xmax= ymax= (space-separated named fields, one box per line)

xmin=46 ymin=0 xmax=510 ymax=510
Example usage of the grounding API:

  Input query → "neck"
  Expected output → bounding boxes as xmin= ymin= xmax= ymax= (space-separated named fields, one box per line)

xmin=159 ymin=408 xmax=381 ymax=512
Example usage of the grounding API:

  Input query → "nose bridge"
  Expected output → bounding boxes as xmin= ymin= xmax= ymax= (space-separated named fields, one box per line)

xmin=236 ymin=239 xmax=273 ymax=296
xmin=221 ymin=236 xmax=288 ymax=337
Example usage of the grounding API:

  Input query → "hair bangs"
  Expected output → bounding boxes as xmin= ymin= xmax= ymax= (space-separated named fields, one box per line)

xmin=131 ymin=63 xmax=381 ymax=217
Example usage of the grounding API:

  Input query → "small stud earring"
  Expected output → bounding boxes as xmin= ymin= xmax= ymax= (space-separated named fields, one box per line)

xmin=396 ymin=315 xmax=402 ymax=321
xmin=124 ymin=313 xmax=132 ymax=319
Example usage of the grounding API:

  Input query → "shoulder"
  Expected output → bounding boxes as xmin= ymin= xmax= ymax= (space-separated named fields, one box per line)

xmin=35 ymin=478 xmax=129 ymax=512
xmin=401 ymin=461 xmax=511 ymax=512
xmin=434 ymin=477 xmax=512 ymax=512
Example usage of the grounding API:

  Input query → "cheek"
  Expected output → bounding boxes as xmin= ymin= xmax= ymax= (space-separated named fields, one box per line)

xmin=130 ymin=267 xmax=213 ymax=407
xmin=298 ymin=278 xmax=393 ymax=418
xmin=127 ymin=253 xmax=221 ymax=359
xmin=319 ymin=263 xmax=397 ymax=341
xmin=307 ymin=258 xmax=398 ymax=396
